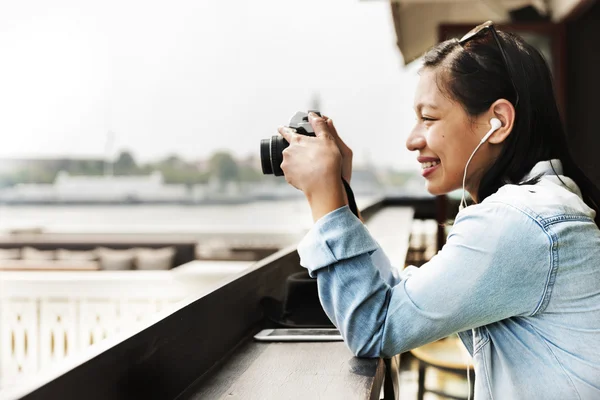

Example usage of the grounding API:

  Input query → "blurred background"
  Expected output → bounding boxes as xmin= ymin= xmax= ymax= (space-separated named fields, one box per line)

xmin=0 ymin=0 xmax=429 ymax=238
xmin=0 ymin=0 xmax=425 ymax=390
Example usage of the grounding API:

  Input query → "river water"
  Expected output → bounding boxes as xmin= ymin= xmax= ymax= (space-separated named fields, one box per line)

xmin=0 ymin=197 xmax=378 ymax=234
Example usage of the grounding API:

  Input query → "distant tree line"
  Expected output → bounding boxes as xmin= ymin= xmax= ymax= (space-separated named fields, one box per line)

xmin=0 ymin=151 xmax=419 ymax=189
xmin=0 ymin=150 xmax=268 ymax=187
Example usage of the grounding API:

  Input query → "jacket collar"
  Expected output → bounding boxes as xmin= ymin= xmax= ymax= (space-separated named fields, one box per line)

xmin=521 ymin=159 xmax=584 ymax=199
xmin=520 ymin=159 xmax=563 ymax=183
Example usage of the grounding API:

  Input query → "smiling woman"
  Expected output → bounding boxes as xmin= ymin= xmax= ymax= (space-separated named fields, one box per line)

xmin=406 ymin=67 xmax=512 ymax=198
xmin=408 ymin=67 xmax=513 ymax=209
xmin=280 ymin=21 xmax=600 ymax=400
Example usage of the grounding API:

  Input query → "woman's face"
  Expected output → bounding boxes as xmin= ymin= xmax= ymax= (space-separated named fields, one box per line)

xmin=406 ymin=68 xmax=496 ymax=199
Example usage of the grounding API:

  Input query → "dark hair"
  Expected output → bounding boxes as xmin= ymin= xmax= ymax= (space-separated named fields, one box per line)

xmin=421 ymin=30 xmax=600 ymax=225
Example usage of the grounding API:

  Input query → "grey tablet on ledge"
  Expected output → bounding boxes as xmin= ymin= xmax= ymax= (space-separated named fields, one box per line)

xmin=254 ymin=328 xmax=343 ymax=342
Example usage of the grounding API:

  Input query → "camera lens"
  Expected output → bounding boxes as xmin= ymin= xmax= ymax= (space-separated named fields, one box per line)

xmin=260 ymin=139 xmax=273 ymax=175
xmin=260 ymin=136 xmax=289 ymax=176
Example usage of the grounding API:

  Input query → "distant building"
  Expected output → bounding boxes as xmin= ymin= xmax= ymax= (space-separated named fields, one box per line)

xmin=0 ymin=171 xmax=189 ymax=204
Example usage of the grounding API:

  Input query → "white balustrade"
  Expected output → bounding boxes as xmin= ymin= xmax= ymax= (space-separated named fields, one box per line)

xmin=0 ymin=261 xmax=251 ymax=391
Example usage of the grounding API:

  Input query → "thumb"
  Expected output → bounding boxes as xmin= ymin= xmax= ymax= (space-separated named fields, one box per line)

xmin=308 ymin=112 xmax=331 ymax=139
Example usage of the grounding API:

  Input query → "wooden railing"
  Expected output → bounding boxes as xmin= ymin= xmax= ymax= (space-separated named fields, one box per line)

xmin=0 ymin=261 xmax=251 ymax=391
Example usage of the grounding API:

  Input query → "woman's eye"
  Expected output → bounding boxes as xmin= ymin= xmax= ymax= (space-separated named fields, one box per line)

xmin=421 ymin=116 xmax=436 ymax=122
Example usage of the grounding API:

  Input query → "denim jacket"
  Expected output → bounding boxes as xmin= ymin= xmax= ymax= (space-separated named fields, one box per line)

xmin=297 ymin=160 xmax=600 ymax=399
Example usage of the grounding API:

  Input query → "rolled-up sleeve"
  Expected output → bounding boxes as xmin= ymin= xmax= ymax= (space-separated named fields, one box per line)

xmin=297 ymin=206 xmax=379 ymax=276
xmin=297 ymin=202 xmax=551 ymax=358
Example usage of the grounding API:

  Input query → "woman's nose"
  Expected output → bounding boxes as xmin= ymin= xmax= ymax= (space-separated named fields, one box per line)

xmin=406 ymin=126 xmax=426 ymax=152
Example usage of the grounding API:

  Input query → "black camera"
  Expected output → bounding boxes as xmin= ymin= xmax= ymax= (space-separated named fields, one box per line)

xmin=260 ymin=110 xmax=321 ymax=176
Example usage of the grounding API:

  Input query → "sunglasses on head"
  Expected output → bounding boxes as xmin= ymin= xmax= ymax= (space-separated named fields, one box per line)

xmin=459 ymin=20 xmax=520 ymax=107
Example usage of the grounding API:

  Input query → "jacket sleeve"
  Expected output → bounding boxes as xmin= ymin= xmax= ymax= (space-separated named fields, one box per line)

xmin=297 ymin=202 xmax=551 ymax=358
xmin=369 ymin=247 xmax=418 ymax=287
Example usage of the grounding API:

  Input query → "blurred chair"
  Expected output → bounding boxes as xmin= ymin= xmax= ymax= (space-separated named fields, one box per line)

xmin=410 ymin=336 xmax=474 ymax=400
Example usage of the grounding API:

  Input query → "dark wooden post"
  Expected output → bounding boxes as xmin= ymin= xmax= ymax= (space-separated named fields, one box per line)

xmin=436 ymin=195 xmax=447 ymax=250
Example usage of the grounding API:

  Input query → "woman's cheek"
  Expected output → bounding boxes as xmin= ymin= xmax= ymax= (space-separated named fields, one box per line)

xmin=424 ymin=127 xmax=445 ymax=151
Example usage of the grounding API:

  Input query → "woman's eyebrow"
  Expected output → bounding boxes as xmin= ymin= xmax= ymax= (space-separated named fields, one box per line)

xmin=415 ymin=103 xmax=439 ymax=112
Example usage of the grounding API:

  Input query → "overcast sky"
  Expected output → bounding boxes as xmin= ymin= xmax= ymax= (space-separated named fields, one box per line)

xmin=0 ymin=0 xmax=421 ymax=171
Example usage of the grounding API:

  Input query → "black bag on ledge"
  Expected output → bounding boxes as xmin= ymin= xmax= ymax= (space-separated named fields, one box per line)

xmin=260 ymin=270 xmax=334 ymax=328
xmin=260 ymin=179 xmax=358 ymax=328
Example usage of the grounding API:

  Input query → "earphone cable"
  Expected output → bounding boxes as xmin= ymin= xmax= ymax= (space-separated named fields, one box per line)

xmin=460 ymin=140 xmax=485 ymax=211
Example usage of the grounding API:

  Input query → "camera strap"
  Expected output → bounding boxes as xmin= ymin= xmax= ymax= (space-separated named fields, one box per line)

xmin=341 ymin=178 xmax=359 ymax=219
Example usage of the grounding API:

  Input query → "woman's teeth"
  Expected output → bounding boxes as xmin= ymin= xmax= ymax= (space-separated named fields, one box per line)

xmin=421 ymin=160 xmax=440 ymax=169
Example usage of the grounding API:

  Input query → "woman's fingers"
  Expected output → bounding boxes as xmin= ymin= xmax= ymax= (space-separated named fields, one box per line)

xmin=323 ymin=116 xmax=339 ymax=139
xmin=308 ymin=112 xmax=333 ymax=139
xmin=321 ymin=116 xmax=351 ymax=153
xmin=278 ymin=126 xmax=297 ymax=142
xmin=319 ymin=115 xmax=352 ymax=183
xmin=321 ymin=115 xmax=340 ymax=140
xmin=327 ymin=119 xmax=351 ymax=152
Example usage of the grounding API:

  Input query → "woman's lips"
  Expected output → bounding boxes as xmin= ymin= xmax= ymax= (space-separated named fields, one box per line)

xmin=421 ymin=161 xmax=440 ymax=178
xmin=417 ymin=156 xmax=441 ymax=178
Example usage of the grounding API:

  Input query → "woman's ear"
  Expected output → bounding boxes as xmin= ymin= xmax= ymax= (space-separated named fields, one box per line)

xmin=488 ymin=99 xmax=515 ymax=144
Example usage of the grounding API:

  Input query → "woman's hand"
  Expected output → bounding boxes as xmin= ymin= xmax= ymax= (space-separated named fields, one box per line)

xmin=322 ymin=116 xmax=353 ymax=183
xmin=278 ymin=112 xmax=347 ymax=221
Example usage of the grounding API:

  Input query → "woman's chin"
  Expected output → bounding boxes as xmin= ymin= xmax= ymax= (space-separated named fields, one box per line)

xmin=425 ymin=181 xmax=450 ymax=196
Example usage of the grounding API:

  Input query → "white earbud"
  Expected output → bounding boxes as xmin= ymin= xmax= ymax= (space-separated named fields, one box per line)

xmin=459 ymin=117 xmax=503 ymax=211
xmin=480 ymin=117 xmax=502 ymax=144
